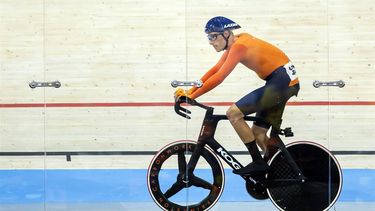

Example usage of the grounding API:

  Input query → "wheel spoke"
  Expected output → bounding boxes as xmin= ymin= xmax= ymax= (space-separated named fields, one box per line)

xmin=191 ymin=175 xmax=213 ymax=190
xmin=164 ymin=181 xmax=185 ymax=198
xmin=177 ymin=151 xmax=187 ymax=173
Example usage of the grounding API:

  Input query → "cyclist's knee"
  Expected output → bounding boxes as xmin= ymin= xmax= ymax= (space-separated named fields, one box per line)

xmin=226 ymin=105 xmax=244 ymax=124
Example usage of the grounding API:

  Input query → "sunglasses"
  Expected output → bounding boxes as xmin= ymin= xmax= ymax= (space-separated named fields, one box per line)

xmin=207 ymin=33 xmax=223 ymax=41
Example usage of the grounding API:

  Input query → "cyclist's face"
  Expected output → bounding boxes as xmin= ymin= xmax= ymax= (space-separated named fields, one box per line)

xmin=207 ymin=32 xmax=225 ymax=52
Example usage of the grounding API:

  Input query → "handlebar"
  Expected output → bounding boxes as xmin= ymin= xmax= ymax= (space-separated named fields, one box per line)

xmin=174 ymin=96 xmax=211 ymax=119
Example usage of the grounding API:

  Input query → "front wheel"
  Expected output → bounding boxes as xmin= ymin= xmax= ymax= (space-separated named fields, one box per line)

xmin=147 ymin=140 xmax=225 ymax=211
xmin=267 ymin=141 xmax=343 ymax=211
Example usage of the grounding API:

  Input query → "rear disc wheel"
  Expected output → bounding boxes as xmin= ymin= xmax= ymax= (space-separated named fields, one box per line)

xmin=267 ymin=141 xmax=342 ymax=211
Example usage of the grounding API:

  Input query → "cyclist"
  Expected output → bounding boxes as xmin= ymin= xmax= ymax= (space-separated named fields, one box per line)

xmin=175 ymin=16 xmax=300 ymax=175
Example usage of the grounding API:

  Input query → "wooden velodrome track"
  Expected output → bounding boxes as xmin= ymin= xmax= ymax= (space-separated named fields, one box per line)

xmin=0 ymin=0 xmax=374 ymax=171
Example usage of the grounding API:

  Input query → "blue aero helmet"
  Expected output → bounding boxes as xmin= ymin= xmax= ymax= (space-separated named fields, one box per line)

xmin=205 ymin=16 xmax=241 ymax=34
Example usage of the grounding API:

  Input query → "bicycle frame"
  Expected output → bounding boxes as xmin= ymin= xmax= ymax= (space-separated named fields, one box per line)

xmin=175 ymin=97 xmax=306 ymax=185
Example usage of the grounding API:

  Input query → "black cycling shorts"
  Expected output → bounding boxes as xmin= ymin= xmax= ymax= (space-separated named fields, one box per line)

xmin=235 ymin=64 xmax=300 ymax=130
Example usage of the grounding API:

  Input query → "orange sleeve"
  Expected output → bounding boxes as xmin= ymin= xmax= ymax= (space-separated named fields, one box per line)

xmin=188 ymin=52 xmax=226 ymax=94
xmin=189 ymin=44 xmax=247 ymax=99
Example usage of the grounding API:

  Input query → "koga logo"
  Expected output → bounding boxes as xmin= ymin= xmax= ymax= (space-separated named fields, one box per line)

xmin=217 ymin=147 xmax=241 ymax=169
xmin=224 ymin=23 xmax=238 ymax=28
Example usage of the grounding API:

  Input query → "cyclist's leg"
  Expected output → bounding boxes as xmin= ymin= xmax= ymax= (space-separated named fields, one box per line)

xmin=254 ymin=83 xmax=300 ymax=159
xmin=253 ymin=102 xmax=285 ymax=157
xmin=250 ymin=86 xmax=285 ymax=164
xmin=232 ymin=87 xmax=299 ymax=175
xmin=226 ymin=86 xmax=266 ymax=143
xmin=226 ymin=105 xmax=269 ymax=152
xmin=229 ymin=86 xmax=272 ymax=175
xmin=254 ymin=72 xmax=300 ymax=132
xmin=253 ymin=125 xmax=268 ymax=151
xmin=226 ymin=105 xmax=255 ymax=142
xmin=228 ymin=86 xmax=281 ymax=151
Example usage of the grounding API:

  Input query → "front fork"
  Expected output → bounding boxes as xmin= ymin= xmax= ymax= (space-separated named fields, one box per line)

xmin=186 ymin=114 xmax=217 ymax=177
xmin=186 ymin=141 xmax=206 ymax=176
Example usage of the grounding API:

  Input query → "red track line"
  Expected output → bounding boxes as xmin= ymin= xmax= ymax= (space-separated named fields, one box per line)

xmin=0 ymin=101 xmax=374 ymax=108
xmin=287 ymin=101 xmax=375 ymax=106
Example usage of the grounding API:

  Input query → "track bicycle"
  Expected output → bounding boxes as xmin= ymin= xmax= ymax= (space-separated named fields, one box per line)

xmin=147 ymin=96 xmax=342 ymax=211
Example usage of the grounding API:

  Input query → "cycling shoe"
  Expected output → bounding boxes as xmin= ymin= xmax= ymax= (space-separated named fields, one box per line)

xmin=233 ymin=160 xmax=269 ymax=176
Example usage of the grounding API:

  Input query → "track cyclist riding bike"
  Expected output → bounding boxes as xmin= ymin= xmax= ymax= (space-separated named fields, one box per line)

xmin=149 ymin=17 xmax=342 ymax=211
xmin=175 ymin=16 xmax=300 ymax=176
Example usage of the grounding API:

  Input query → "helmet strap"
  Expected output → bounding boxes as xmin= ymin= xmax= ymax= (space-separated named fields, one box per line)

xmin=221 ymin=32 xmax=230 ymax=51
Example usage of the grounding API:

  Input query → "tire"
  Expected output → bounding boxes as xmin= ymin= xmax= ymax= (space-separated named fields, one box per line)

xmin=147 ymin=140 xmax=225 ymax=211
xmin=266 ymin=141 xmax=343 ymax=211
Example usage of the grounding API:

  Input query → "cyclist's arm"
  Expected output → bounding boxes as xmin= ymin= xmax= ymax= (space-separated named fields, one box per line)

xmin=188 ymin=52 xmax=227 ymax=94
xmin=189 ymin=44 xmax=246 ymax=99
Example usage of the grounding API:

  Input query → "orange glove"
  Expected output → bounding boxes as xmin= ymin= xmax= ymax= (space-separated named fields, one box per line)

xmin=174 ymin=88 xmax=197 ymax=100
xmin=174 ymin=88 xmax=188 ymax=99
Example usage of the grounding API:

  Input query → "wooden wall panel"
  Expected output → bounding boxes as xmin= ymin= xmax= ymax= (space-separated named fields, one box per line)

xmin=0 ymin=0 xmax=44 ymax=103
xmin=42 ymin=0 xmax=186 ymax=103
xmin=0 ymin=0 xmax=374 ymax=169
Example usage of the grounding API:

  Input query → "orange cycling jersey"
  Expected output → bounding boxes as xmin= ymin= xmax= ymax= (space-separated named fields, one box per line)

xmin=190 ymin=33 xmax=299 ymax=99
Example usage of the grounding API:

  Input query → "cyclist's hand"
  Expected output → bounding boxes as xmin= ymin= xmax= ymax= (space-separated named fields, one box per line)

xmin=174 ymin=88 xmax=188 ymax=100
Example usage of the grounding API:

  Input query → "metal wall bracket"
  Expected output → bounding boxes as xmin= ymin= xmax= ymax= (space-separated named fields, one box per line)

xmin=313 ymin=80 xmax=345 ymax=88
xmin=171 ymin=80 xmax=203 ymax=88
xmin=29 ymin=80 xmax=61 ymax=89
